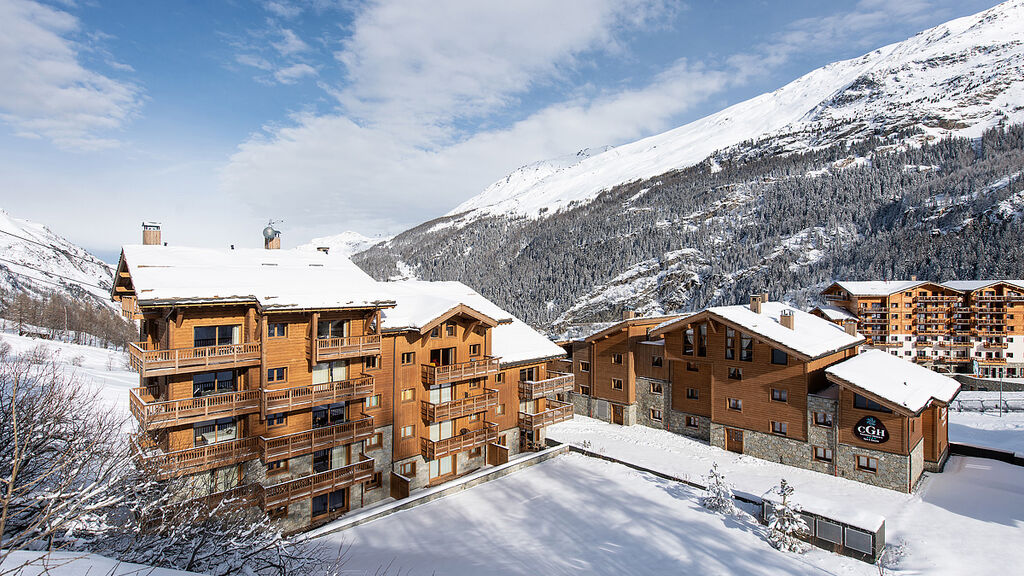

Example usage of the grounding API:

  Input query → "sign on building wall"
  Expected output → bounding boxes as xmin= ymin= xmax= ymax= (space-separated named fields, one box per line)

xmin=853 ymin=416 xmax=889 ymax=444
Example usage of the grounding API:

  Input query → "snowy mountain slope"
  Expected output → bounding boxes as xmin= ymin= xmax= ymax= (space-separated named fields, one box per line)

xmin=0 ymin=209 xmax=115 ymax=307
xmin=297 ymin=230 xmax=391 ymax=258
xmin=444 ymin=0 xmax=1024 ymax=224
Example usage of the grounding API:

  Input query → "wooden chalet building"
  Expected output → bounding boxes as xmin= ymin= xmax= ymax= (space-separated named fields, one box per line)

xmin=113 ymin=225 xmax=571 ymax=532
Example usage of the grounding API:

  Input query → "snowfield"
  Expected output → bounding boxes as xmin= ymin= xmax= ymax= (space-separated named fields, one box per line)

xmin=948 ymin=410 xmax=1024 ymax=454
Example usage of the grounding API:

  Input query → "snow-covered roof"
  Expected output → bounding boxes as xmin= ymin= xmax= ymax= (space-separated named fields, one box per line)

xmin=652 ymin=302 xmax=863 ymax=359
xmin=565 ymin=314 xmax=682 ymax=342
xmin=826 ymin=349 xmax=960 ymax=414
xmin=941 ymin=279 xmax=1024 ymax=292
xmin=830 ymin=280 xmax=925 ymax=296
xmin=121 ymin=245 xmax=391 ymax=310
xmin=493 ymin=318 xmax=567 ymax=365
xmin=811 ymin=304 xmax=858 ymax=322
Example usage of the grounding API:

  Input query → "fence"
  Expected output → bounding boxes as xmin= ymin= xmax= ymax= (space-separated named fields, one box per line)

xmin=949 ymin=391 xmax=1024 ymax=412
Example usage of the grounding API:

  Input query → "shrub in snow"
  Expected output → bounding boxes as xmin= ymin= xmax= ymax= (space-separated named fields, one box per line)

xmin=701 ymin=463 xmax=737 ymax=515
xmin=766 ymin=479 xmax=809 ymax=554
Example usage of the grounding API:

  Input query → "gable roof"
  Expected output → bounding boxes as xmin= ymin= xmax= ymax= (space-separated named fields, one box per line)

xmin=825 ymin=349 xmax=960 ymax=415
xmin=650 ymin=302 xmax=863 ymax=360
xmin=826 ymin=280 xmax=926 ymax=297
xmin=811 ymin=304 xmax=858 ymax=322
xmin=940 ymin=279 xmax=1024 ymax=292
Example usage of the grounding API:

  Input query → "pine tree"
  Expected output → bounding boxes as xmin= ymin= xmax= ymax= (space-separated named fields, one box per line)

xmin=701 ymin=463 xmax=737 ymax=514
xmin=767 ymin=479 xmax=809 ymax=553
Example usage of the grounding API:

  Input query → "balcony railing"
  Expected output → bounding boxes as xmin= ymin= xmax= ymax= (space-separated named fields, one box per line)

xmin=260 ymin=416 xmax=374 ymax=462
xmin=519 ymin=372 xmax=575 ymax=400
xmin=421 ymin=357 xmax=500 ymax=387
xmin=258 ymin=454 xmax=374 ymax=510
xmin=420 ymin=389 xmax=499 ymax=423
xmin=135 ymin=437 xmax=259 ymax=481
xmin=979 ymin=357 xmax=1007 ymax=365
xmin=913 ymin=341 xmax=933 ymax=348
xmin=128 ymin=341 xmax=261 ymax=377
xmin=975 ymin=295 xmax=1023 ymax=303
xmin=420 ymin=422 xmax=498 ymax=460
xmin=130 ymin=387 xmax=261 ymax=430
xmin=982 ymin=342 xmax=1009 ymax=349
xmin=263 ymin=376 xmax=374 ymax=413
xmin=518 ymin=400 xmax=574 ymax=431
xmin=914 ymin=296 xmax=959 ymax=303
xmin=312 ymin=334 xmax=381 ymax=363
xmin=119 ymin=295 xmax=144 ymax=320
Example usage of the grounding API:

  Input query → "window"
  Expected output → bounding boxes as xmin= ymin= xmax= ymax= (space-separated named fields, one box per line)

xmin=652 ymin=355 xmax=663 ymax=367
xmin=366 ymin=394 xmax=381 ymax=409
xmin=771 ymin=421 xmax=788 ymax=436
xmin=496 ymin=373 xmax=504 ymax=383
xmin=685 ymin=415 xmax=699 ymax=429
xmin=727 ymin=398 xmax=742 ymax=411
xmin=686 ymin=388 xmax=698 ymax=400
xmin=401 ymin=352 xmax=415 ymax=365
xmin=400 ymin=425 xmax=415 ymax=439
xmin=650 ymin=381 xmax=663 ymax=394
xmin=580 ymin=361 xmax=590 ymax=372
xmin=193 ymin=325 xmax=239 ymax=347
xmin=269 ymin=505 xmax=288 ymax=519
xmin=728 ymin=367 xmax=742 ymax=380
xmin=697 ymin=323 xmax=708 ymax=357
xmin=445 ymin=323 xmax=456 ymax=337
xmin=312 ymin=489 xmax=346 ymax=516
xmin=771 ymin=389 xmax=788 ymax=403
xmin=268 ymin=322 xmax=287 ymax=338
xmin=399 ymin=461 xmax=416 ymax=477
xmin=267 ymin=367 xmax=287 ymax=384
xmin=193 ymin=370 xmax=236 ymax=397
xmin=650 ymin=408 xmax=663 ymax=422
xmin=366 ymin=432 xmax=383 ymax=450
xmin=365 ymin=472 xmax=383 ymax=490
xmin=856 ymin=455 xmax=878 ymax=473
xmin=312 ymin=403 xmax=347 ymax=428
xmin=468 ymin=413 xmax=480 ymax=422
xmin=684 ymin=327 xmax=695 ymax=355
xmin=469 ymin=380 xmax=481 ymax=389
xmin=853 ymin=394 xmax=892 ymax=414
xmin=401 ymin=388 xmax=415 ymax=402
xmin=612 ymin=353 xmax=623 ymax=364
xmin=579 ymin=385 xmax=591 ymax=396
xmin=193 ymin=417 xmax=237 ymax=446
xmin=771 ymin=349 xmax=788 ymax=365
xmin=469 ymin=343 xmax=481 ymax=356
xmin=495 ymin=404 xmax=505 ymax=415
xmin=740 ymin=333 xmax=753 ymax=361
xmin=365 ymin=355 xmax=379 ymax=370
xmin=813 ymin=447 xmax=833 ymax=463
xmin=611 ymin=378 xmax=623 ymax=390
xmin=430 ymin=326 xmax=440 ymax=338
xmin=469 ymin=447 xmax=482 ymax=458
xmin=725 ymin=328 xmax=735 ymax=360
xmin=267 ymin=412 xmax=286 ymax=427
xmin=686 ymin=362 xmax=698 ymax=372
xmin=267 ymin=459 xmax=287 ymax=475
xmin=814 ymin=412 xmax=834 ymax=427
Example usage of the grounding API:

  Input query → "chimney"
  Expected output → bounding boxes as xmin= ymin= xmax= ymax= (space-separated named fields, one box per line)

xmin=263 ymin=222 xmax=281 ymax=250
xmin=622 ymin=310 xmax=635 ymax=320
xmin=750 ymin=294 xmax=764 ymax=314
xmin=911 ymin=275 xmax=917 ymax=281
xmin=317 ymin=246 xmax=330 ymax=255
xmin=844 ymin=319 xmax=858 ymax=336
xmin=780 ymin=309 xmax=794 ymax=330
xmin=142 ymin=222 xmax=161 ymax=246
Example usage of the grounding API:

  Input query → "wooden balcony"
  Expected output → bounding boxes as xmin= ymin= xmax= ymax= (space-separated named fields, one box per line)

xmin=979 ymin=357 xmax=1007 ymax=365
xmin=420 ymin=389 xmax=499 ymax=423
xmin=263 ymin=376 xmax=374 ymax=413
xmin=260 ymin=416 xmax=374 ymax=462
xmin=128 ymin=341 xmax=261 ymax=377
xmin=981 ymin=341 xmax=1009 ymax=349
xmin=421 ymin=357 xmax=500 ymax=387
xmin=914 ymin=296 xmax=959 ymax=304
xmin=518 ymin=400 xmax=574 ymax=432
xmin=975 ymin=295 xmax=1024 ymax=303
xmin=420 ymin=422 xmax=498 ymax=461
xmin=130 ymin=387 xmax=261 ymax=430
xmin=913 ymin=341 xmax=933 ymax=348
xmin=312 ymin=335 xmax=381 ymax=363
xmin=977 ymin=329 xmax=1007 ymax=337
xmin=258 ymin=454 xmax=374 ymax=510
xmin=519 ymin=372 xmax=575 ymax=400
xmin=135 ymin=437 xmax=259 ymax=481
xmin=119 ymin=295 xmax=144 ymax=320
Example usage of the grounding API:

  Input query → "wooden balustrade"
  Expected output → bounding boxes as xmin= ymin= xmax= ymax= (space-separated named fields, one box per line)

xmin=421 ymin=357 xmax=500 ymax=386
xmin=420 ymin=423 xmax=498 ymax=461
xmin=135 ymin=437 xmax=259 ymax=481
xmin=420 ymin=389 xmax=499 ymax=423
xmin=128 ymin=341 xmax=261 ymax=377
xmin=518 ymin=400 xmax=574 ymax=431
xmin=263 ymin=376 xmax=374 ymax=413
xmin=518 ymin=372 xmax=575 ymax=400
xmin=260 ymin=416 xmax=374 ymax=462
xmin=258 ymin=455 xmax=374 ymax=510
xmin=120 ymin=295 xmax=144 ymax=320
xmin=979 ymin=357 xmax=1008 ymax=365
xmin=130 ymin=387 xmax=261 ymax=430
xmin=312 ymin=334 xmax=381 ymax=362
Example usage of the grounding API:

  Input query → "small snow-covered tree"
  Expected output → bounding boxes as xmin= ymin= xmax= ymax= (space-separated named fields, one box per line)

xmin=701 ymin=463 xmax=736 ymax=514
xmin=766 ymin=479 xmax=809 ymax=553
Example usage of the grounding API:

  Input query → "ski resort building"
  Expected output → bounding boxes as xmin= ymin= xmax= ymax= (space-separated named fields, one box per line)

xmin=816 ymin=280 xmax=1024 ymax=378
xmin=112 ymin=224 xmax=572 ymax=532
xmin=558 ymin=296 xmax=959 ymax=492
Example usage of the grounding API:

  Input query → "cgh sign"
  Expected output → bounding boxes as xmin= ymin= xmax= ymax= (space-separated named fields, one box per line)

xmin=853 ymin=416 xmax=889 ymax=444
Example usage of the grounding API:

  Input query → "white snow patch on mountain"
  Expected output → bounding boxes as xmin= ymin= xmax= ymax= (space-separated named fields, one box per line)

xmin=297 ymin=230 xmax=391 ymax=258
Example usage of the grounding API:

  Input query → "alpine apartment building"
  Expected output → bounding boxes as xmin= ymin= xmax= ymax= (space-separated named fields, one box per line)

xmin=816 ymin=280 xmax=1024 ymax=378
xmin=557 ymin=296 xmax=959 ymax=492
xmin=113 ymin=225 xmax=572 ymax=532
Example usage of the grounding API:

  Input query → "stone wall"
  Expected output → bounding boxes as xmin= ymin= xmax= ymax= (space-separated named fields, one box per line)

xmin=567 ymin=391 xmax=636 ymax=426
xmin=667 ymin=410 xmax=710 ymax=440
xmin=736 ymin=427 xmax=819 ymax=469
xmin=710 ymin=421 xmax=726 ymax=449
xmin=636 ymin=377 xmax=669 ymax=429
xmin=836 ymin=442 xmax=911 ymax=492
xmin=909 ymin=438 xmax=924 ymax=488
xmin=806 ymin=394 xmax=838 ymax=475
xmin=363 ymin=425 xmax=393 ymax=508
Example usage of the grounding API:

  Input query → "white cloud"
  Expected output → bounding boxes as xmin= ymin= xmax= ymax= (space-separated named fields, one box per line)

xmin=273 ymin=28 xmax=309 ymax=56
xmin=273 ymin=62 xmax=317 ymax=84
xmin=0 ymin=0 xmax=142 ymax=150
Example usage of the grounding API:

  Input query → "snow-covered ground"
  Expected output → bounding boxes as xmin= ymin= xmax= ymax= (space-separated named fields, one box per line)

xmin=317 ymin=452 xmax=875 ymax=576
xmin=949 ymin=410 xmax=1024 ymax=454
xmin=548 ymin=417 xmax=1024 ymax=575
xmin=0 ymin=551 xmax=198 ymax=576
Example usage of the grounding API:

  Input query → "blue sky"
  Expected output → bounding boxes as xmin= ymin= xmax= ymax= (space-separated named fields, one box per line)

xmin=0 ymin=0 xmax=1001 ymax=261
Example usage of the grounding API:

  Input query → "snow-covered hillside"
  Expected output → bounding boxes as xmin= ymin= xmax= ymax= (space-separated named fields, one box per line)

xmin=446 ymin=0 xmax=1024 ymax=224
xmin=0 ymin=209 xmax=115 ymax=307
xmin=297 ymin=230 xmax=391 ymax=258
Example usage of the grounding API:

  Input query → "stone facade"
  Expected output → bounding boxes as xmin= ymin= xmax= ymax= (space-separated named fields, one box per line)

xmin=909 ymin=438 xmax=924 ymax=488
xmin=835 ymin=442 xmax=912 ymax=492
xmin=568 ymin=391 xmax=637 ymax=425
xmin=806 ymin=394 xmax=838 ymax=476
xmin=731 ymin=426 xmax=819 ymax=470
xmin=636 ymin=377 xmax=669 ymax=429
xmin=364 ymin=425 xmax=393 ymax=508
xmin=667 ymin=410 xmax=710 ymax=440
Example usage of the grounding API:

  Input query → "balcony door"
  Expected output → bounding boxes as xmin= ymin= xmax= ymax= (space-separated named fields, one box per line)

xmin=312 ymin=360 xmax=348 ymax=385
xmin=318 ymin=319 xmax=350 ymax=339
xmin=429 ymin=455 xmax=455 ymax=481
xmin=429 ymin=347 xmax=456 ymax=366
xmin=313 ymin=402 xmax=347 ymax=428
xmin=519 ymin=367 xmax=537 ymax=382
xmin=194 ymin=325 xmax=240 ymax=348
xmin=193 ymin=370 xmax=236 ymax=397
xmin=428 ymin=420 xmax=453 ymax=442
xmin=429 ymin=385 xmax=453 ymax=405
